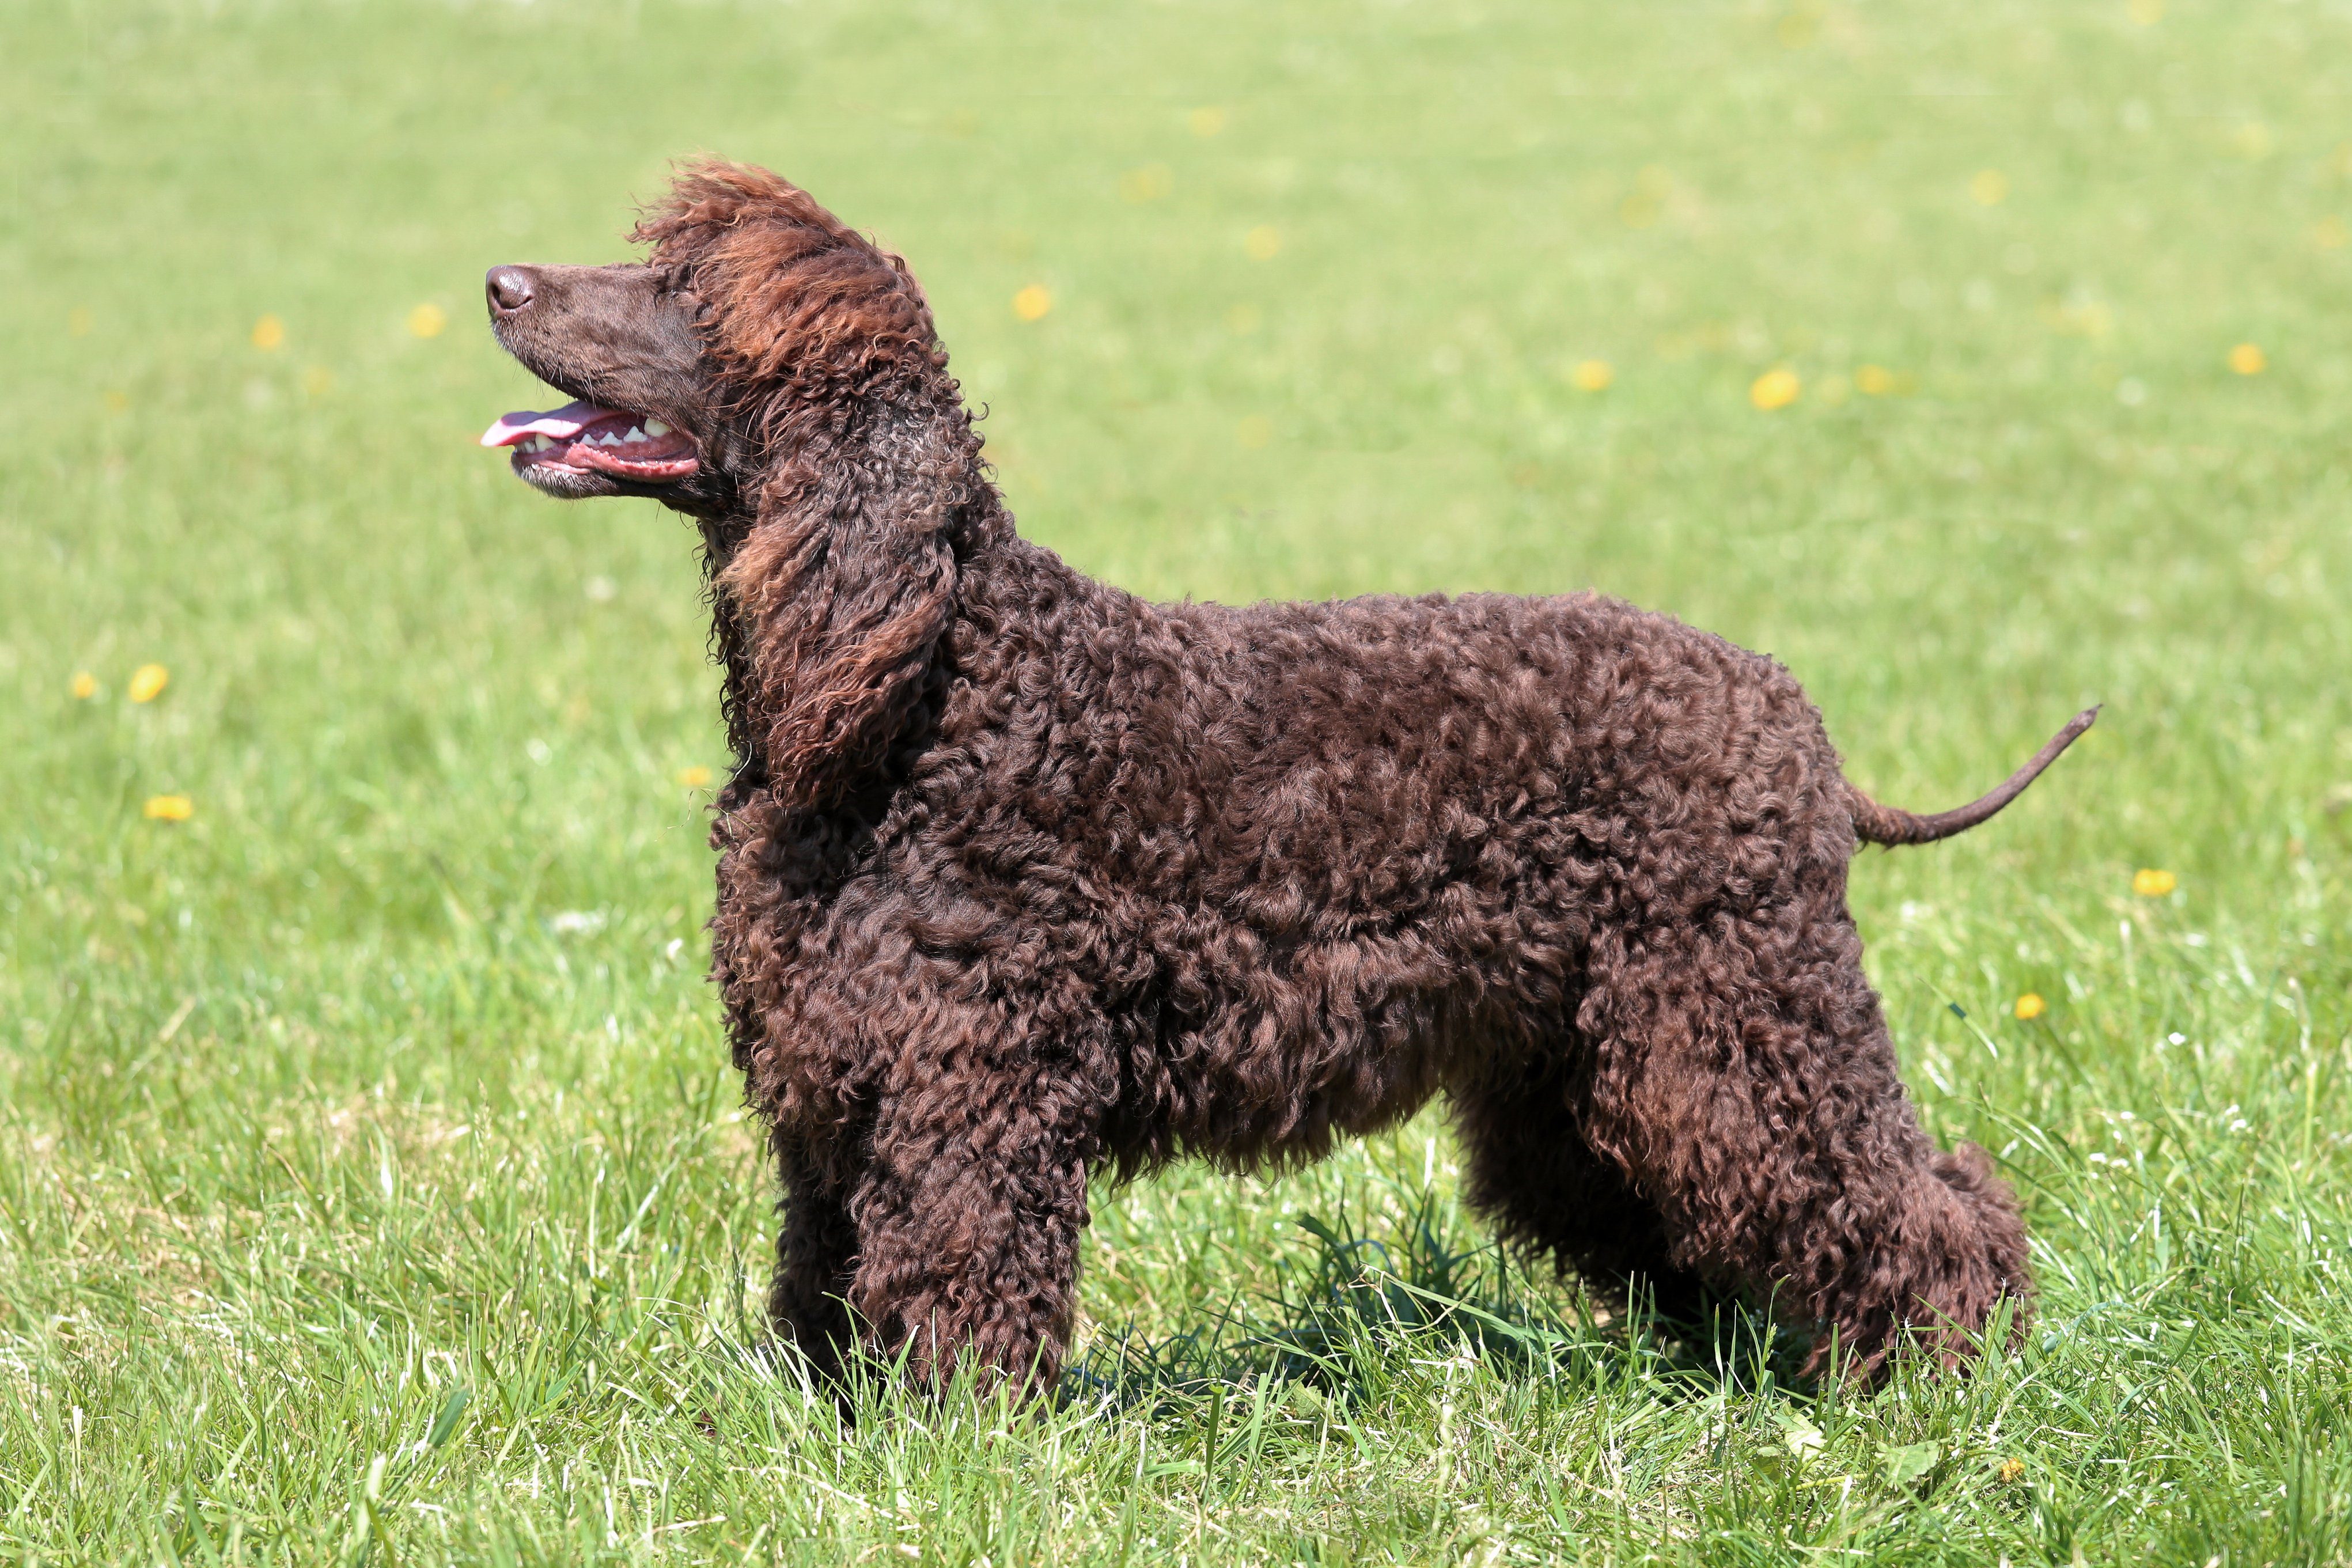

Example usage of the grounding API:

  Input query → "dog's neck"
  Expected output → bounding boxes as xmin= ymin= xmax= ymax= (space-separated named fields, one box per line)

xmin=692 ymin=380 xmax=1010 ymax=807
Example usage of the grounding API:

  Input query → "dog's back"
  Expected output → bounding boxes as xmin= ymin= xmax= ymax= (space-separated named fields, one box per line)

xmin=897 ymin=546 xmax=1854 ymax=1168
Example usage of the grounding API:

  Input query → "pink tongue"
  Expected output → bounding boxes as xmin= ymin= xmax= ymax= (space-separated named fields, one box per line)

xmin=480 ymin=400 xmax=623 ymax=449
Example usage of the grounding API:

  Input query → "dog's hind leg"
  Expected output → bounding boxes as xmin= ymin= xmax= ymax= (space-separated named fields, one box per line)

xmin=1450 ymin=1051 xmax=1710 ymax=1327
xmin=1575 ymin=886 xmax=2032 ymax=1379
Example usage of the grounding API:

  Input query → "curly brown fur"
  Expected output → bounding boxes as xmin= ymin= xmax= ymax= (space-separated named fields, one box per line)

xmin=482 ymin=159 xmax=2092 ymax=1395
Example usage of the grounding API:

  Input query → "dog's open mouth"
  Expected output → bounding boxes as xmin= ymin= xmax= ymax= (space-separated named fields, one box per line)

xmin=479 ymin=400 xmax=700 ymax=481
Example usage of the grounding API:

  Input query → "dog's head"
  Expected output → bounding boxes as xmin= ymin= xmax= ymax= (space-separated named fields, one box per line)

xmin=485 ymin=161 xmax=975 ymax=807
xmin=480 ymin=160 xmax=943 ymax=517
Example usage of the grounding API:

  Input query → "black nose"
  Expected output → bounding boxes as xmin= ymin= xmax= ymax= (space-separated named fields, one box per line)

xmin=485 ymin=266 xmax=536 ymax=317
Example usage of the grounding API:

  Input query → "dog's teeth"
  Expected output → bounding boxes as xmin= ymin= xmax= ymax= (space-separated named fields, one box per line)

xmin=597 ymin=433 xmax=623 ymax=447
xmin=623 ymin=425 xmax=646 ymax=444
xmin=643 ymin=419 xmax=669 ymax=438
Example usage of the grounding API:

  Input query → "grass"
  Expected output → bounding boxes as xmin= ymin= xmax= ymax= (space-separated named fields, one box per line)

xmin=4 ymin=0 xmax=2351 ymax=1561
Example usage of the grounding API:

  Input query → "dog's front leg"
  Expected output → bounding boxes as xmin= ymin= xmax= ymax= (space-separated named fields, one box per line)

xmin=767 ymin=1134 xmax=859 ymax=1383
xmin=843 ymin=1043 xmax=1103 ymax=1399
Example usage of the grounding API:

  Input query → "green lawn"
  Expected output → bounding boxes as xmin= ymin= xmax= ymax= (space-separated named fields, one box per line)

xmin=5 ymin=1 xmax=2351 ymax=1561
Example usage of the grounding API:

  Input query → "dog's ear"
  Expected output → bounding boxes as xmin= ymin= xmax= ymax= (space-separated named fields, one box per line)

xmin=717 ymin=415 xmax=962 ymax=810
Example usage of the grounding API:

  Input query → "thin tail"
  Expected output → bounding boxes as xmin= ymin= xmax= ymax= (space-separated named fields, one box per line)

xmin=1849 ymin=707 xmax=2099 ymax=846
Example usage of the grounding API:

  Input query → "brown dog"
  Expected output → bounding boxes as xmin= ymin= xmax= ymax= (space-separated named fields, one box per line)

xmin=481 ymin=160 xmax=2091 ymax=1393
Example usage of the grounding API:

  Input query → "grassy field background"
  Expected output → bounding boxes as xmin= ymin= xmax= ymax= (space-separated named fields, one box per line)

xmin=5 ymin=0 xmax=2352 ymax=1561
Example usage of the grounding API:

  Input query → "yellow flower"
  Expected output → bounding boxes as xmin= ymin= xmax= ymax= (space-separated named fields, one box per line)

xmin=70 ymin=671 xmax=99 ymax=700
xmin=1571 ymin=359 xmax=1615 ymax=392
xmin=2133 ymin=868 xmax=2177 ymax=897
xmin=2014 ymin=993 xmax=2047 ymax=1021
xmin=1118 ymin=164 xmax=1172 ymax=203
xmin=1997 ymin=1457 xmax=2026 ymax=1484
xmin=1244 ymin=225 xmax=1283 ymax=260
xmin=2228 ymin=343 xmax=2267 ymax=376
xmin=1236 ymin=415 xmax=1272 ymax=450
xmin=1776 ymin=7 xmax=1820 ymax=47
xmin=1619 ymin=166 xmax=1672 ymax=232
xmin=143 ymin=794 xmax=194 ymax=822
xmin=677 ymin=765 xmax=714 ymax=788
xmin=1855 ymin=363 xmax=1897 ymax=396
xmin=2044 ymin=294 xmax=2117 ymax=339
xmin=1188 ymin=106 xmax=1227 ymax=138
xmin=408 ymin=302 xmax=448 ymax=339
xmin=251 ymin=314 xmax=286 ymax=350
xmin=2127 ymin=0 xmax=2161 ymax=22
xmin=302 ymin=366 xmax=335 ymax=397
xmin=2315 ymin=217 xmax=2351 ymax=251
xmin=69 ymin=307 xmax=93 ymax=338
xmin=103 ymin=390 xmax=130 ymax=414
xmin=1969 ymin=169 xmax=2009 ymax=206
xmin=1749 ymin=368 xmax=1802 ymax=411
xmin=1012 ymin=285 xmax=1052 ymax=322
xmin=127 ymin=664 xmax=170 ymax=703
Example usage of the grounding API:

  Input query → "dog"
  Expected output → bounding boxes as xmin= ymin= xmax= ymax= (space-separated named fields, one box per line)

xmin=480 ymin=159 xmax=2091 ymax=1393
